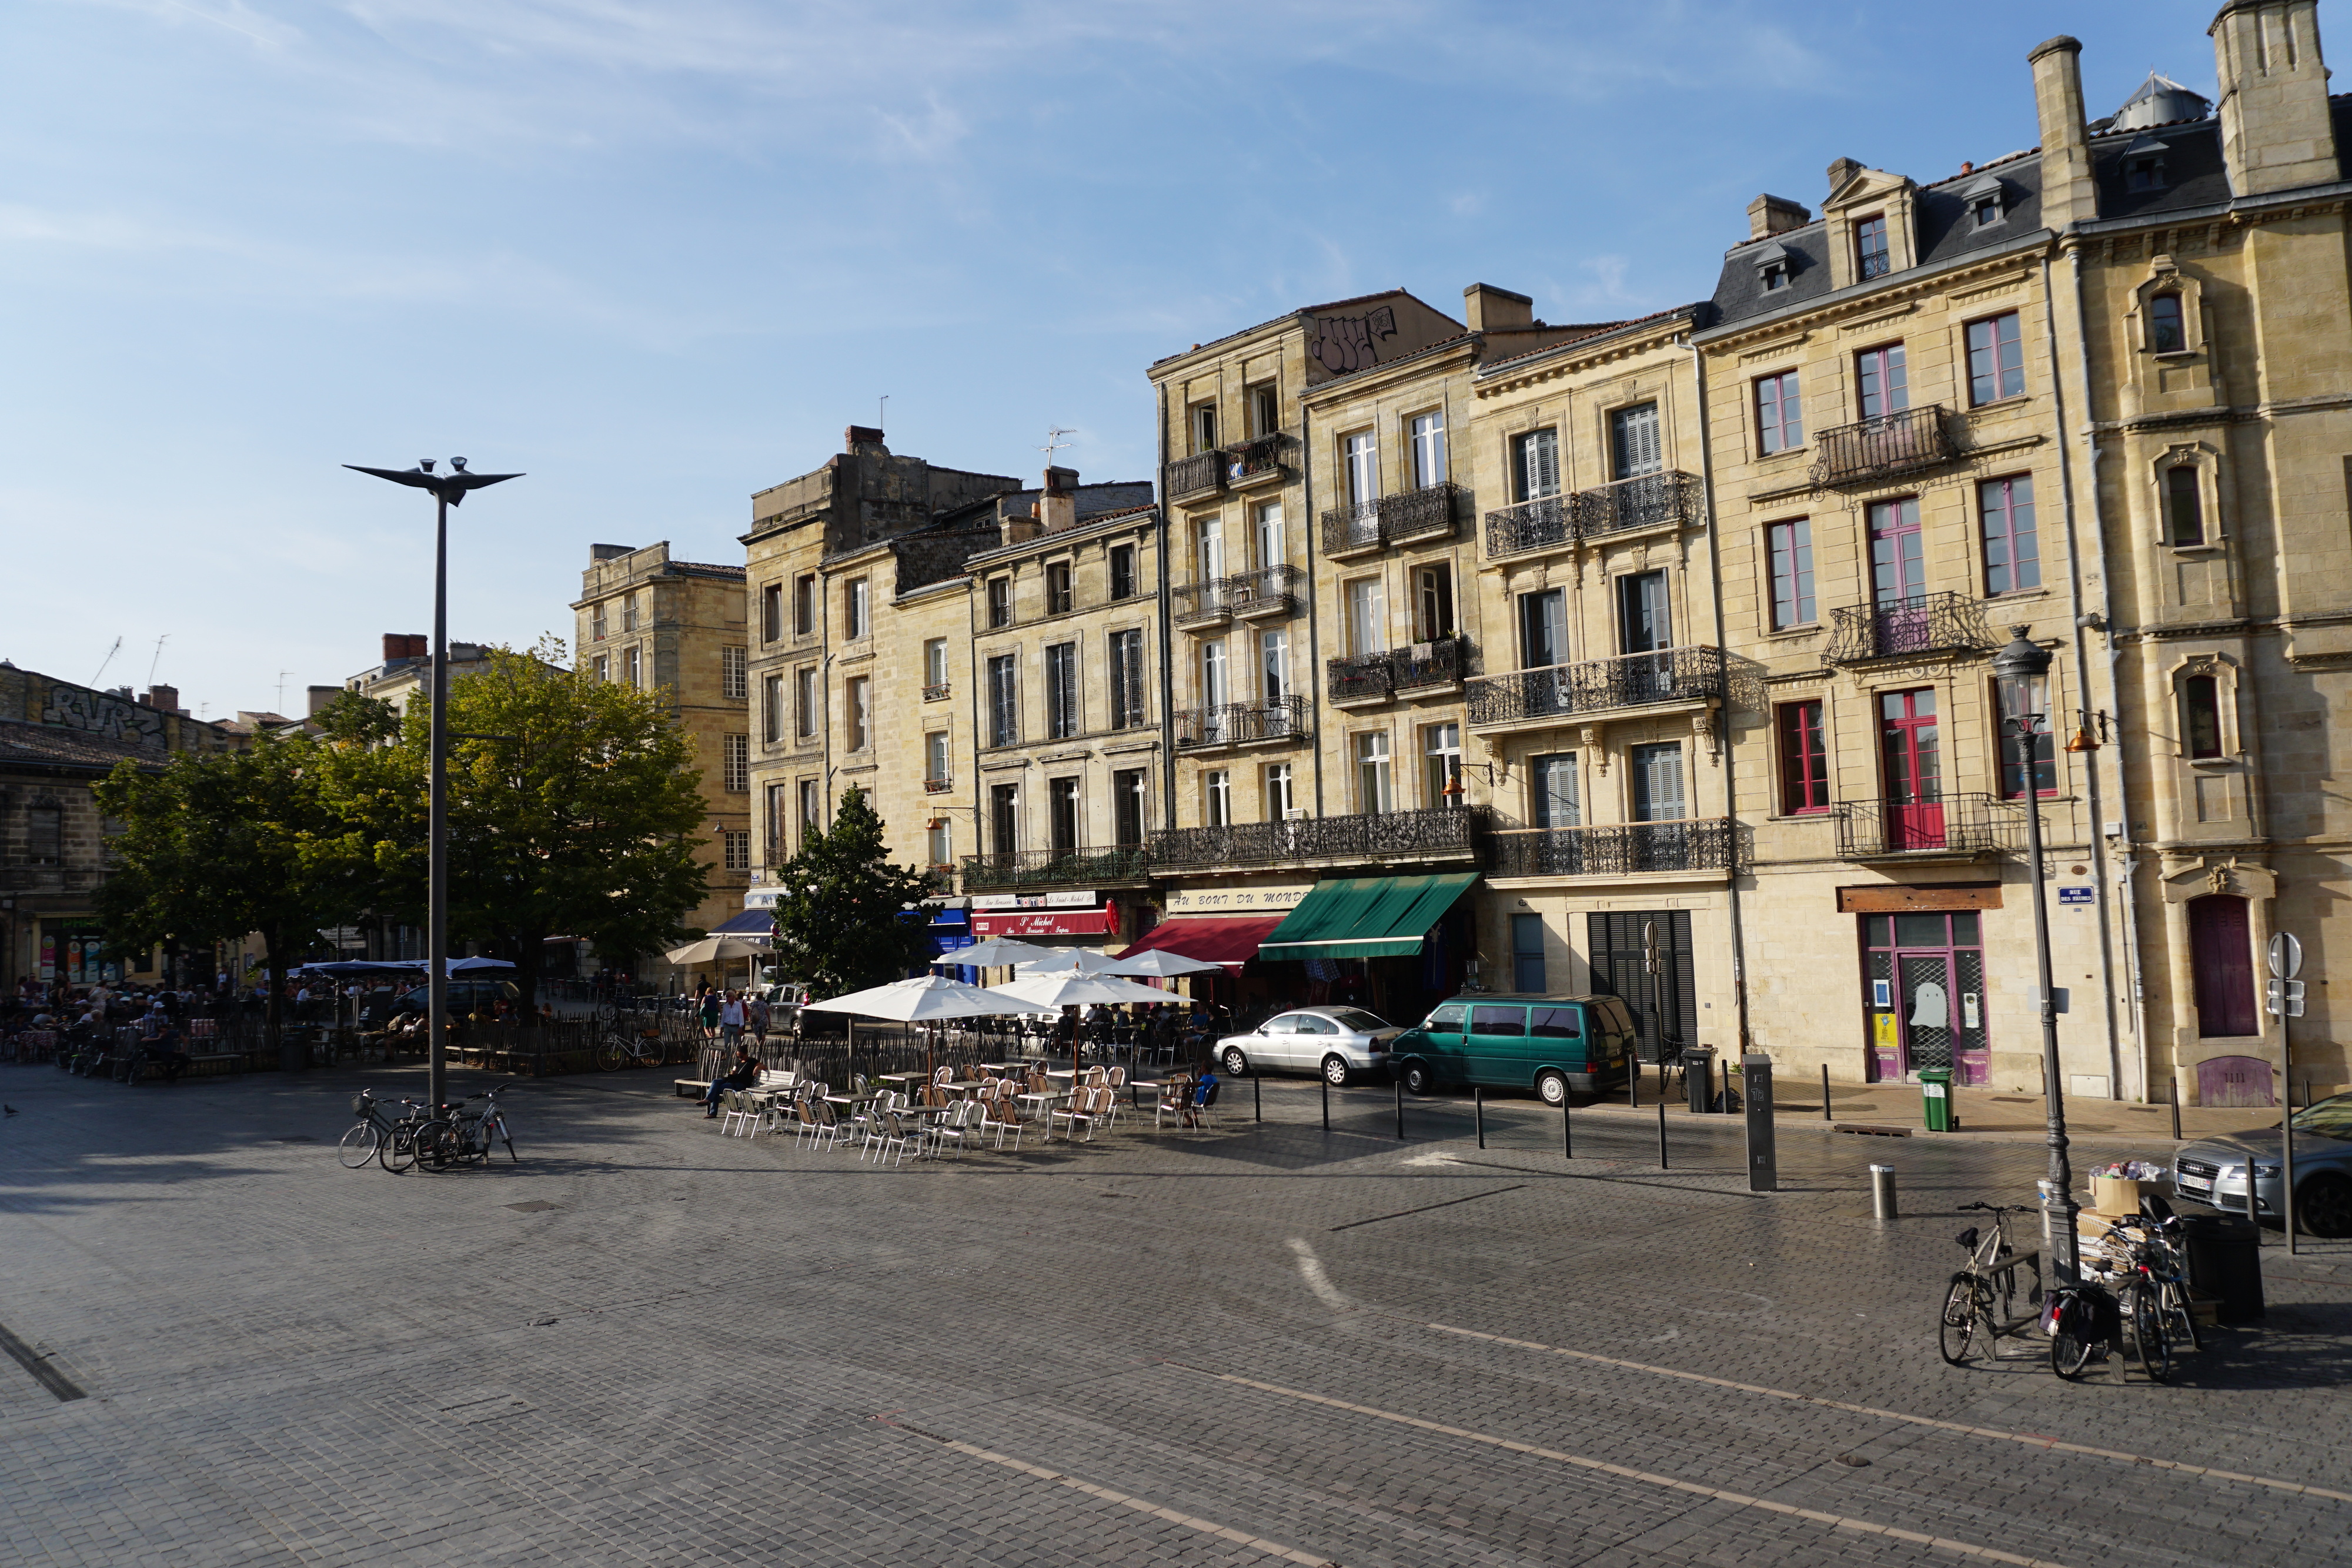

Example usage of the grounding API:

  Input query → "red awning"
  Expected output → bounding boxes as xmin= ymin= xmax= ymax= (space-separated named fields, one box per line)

xmin=1120 ymin=915 xmax=1287 ymax=973
xmin=971 ymin=902 xmax=1117 ymax=937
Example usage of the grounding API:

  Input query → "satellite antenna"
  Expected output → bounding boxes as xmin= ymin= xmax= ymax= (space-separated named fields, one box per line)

xmin=1039 ymin=426 xmax=1076 ymax=466
xmin=91 ymin=637 xmax=122 ymax=687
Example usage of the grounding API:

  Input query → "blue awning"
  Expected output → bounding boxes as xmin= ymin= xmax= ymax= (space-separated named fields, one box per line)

xmin=710 ymin=909 xmax=773 ymax=935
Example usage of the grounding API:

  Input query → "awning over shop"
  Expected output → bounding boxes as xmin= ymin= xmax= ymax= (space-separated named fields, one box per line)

xmin=709 ymin=908 xmax=774 ymax=936
xmin=1118 ymin=914 xmax=1287 ymax=974
xmin=1256 ymin=873 xmax=1479 ymax=962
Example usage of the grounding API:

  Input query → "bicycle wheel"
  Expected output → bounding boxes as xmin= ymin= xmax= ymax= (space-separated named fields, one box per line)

xmin=599 ymin=1038 xmax=628 ymax=1071
xmin=1939 ymin=1275 xmax=1989 ymax=1366
xmin=337 ymin=1123 xmax=381 ymax=1169
xmin=494 ymin=1115 xmax=519 ymax=1163
xmin=379 ymin=1121 xmax=419 ymax=1174
xmin=2163 ymin=1280 xmax=2203 ymax=1353
xmin=2049 ymin=1308 xmax=2097 ymax=1380
xmin=412 ymin=1119 xmax=456 ymax=1173
xmin=640 ymin=1039 xmax=667 ymax=1068
xmin=2130 ymin=1286 xmax=2173 ymax=1384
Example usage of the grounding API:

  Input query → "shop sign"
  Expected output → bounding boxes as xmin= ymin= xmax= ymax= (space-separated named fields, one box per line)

xmin=744 ymin=888 xmax=781 ymax=909
xmin=970 ymin=890 xmax=1098 ymax=911
xmin=1836 ymin=884 xmax=2002 ymax=914
xmin=1162 ymin=882 xmax=1314 ymax=917
xmin=971 ymin=903 xmax=1116 ymax=937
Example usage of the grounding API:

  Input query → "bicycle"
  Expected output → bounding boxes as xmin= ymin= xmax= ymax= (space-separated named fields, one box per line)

xmin=600 ymin=1028 xmax=668 ymax=1071
xmin=2085 ymin=1203 xmax=2200 ymax=1383
xmin=1939 ymin=1202 xmax=2046 ymax=1367
xmin=413 ymin=1089 xmax=518 ymax=1172
xmin=338 ymin=1089 xmax=433 ymax=1173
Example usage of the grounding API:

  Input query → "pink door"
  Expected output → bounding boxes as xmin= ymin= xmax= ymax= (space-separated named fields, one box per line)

xmin=1879 ymin=688 xmax=1943 ymax=850
xmin=2189 ymin=895 xmax=2257 ymax=1037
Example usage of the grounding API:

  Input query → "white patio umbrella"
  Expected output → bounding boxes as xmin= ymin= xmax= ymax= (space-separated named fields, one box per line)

xmin=993 ymin=971 xmax=1196 ymax=1010
xmin=664 ymin=934 xmax=771 ymax=967
xmin=1098 ymin=949 xmax=1227 ymax=978
xmin=948 ymin=937 xmax=1060 ymax=968
xmin=799 ymin=975 xmax=1033 ymax=1022
xmin=1015 ymin=948 xmax=1127 ymax=975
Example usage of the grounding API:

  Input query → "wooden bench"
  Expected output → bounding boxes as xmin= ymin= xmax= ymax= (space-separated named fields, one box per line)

xmin=675 ymin=1067 xmax=798 ymax=1100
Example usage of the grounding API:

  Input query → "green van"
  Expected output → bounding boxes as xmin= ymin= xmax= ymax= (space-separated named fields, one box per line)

xmin=1391 ymin=994 xmax=1637 ymax=1105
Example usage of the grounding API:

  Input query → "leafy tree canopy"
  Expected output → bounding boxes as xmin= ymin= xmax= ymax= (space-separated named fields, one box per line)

xmin=768 ymin=787 xmax=935 ymax=999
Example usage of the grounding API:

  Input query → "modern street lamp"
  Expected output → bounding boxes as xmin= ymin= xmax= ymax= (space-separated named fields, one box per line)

xmin=1991 ymin=626 xmax=2077 ymax=1283
xmin=345 ymin=458 xmax=522 ymax=1112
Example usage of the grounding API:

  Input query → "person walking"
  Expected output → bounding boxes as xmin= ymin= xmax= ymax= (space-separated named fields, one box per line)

xmin=747 ymin=992 xmax=770 ymax=1050
xmin=698 ymin=987 xmax=721 ymax=1041
xmin=720 ymin=991 xmax=746 ymax=1049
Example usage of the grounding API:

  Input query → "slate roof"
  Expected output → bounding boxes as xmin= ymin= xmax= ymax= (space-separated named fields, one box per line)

xmin=0 ymin=719 xmax=166 ymax=773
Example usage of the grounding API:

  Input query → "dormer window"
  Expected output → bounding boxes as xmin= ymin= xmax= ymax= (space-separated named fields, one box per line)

xmin=2123 ymin=134 xmax=2169 ymax=193
xmin=1753 ymin=241 xmax=1792 ymax=292
xmin=1957 ymin=172 xmax=2006 ymax=228
xmin=1855 ymin=215 xmax=1890 ymax=279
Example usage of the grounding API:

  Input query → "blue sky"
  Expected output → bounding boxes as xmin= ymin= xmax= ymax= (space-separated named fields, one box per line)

xmin=3 ymin=1 xmax=2233 ymax=717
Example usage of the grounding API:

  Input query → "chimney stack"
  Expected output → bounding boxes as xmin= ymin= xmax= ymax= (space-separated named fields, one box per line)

xmin=844 ymin=425 xmax=887 ymax=453
xmin=2211 ymin=0 xmax=2338 ymax=196
xmin=1746 ymin=193 xmax=1812 ymax=239
xmin=590 ymin=543 xmax=633 ymax=562
xmin=1040 ymin=466 xmax=1080 ymax=532
xmin=1825 ymin=156 xmax=1863 ymax=194
xmin=141 ymin=684 xmax=179 ymax=714
xmin=307 ymin=685 xmax=339 ymax=718
xmin=1462 ymin=283 xmax=1534 ymax=333
xmin=2029 ymin=36 xmax=2095 ymax=230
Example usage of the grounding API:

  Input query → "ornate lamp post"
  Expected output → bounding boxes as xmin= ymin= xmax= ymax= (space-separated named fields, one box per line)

xmin=1991 ymin=626 xmax=2077 ymax=1282
xmin=345 ymin=459 xmax=521 ymax=1112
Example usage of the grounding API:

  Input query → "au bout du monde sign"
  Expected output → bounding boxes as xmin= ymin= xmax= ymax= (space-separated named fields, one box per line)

xmin=1163 ymin=884 xmax=1314 ymax=916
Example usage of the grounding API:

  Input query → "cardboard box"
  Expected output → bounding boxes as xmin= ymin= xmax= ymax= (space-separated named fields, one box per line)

xmin=2090 ymin=1175 xmax=2171 ymax=1215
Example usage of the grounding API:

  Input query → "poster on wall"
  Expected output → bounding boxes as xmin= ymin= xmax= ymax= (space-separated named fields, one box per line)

xmin=39 ymin=933 xmax=56 ymax=984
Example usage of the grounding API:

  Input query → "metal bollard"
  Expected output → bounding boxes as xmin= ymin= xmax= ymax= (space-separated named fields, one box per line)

xmin=1395 ymin=1073 xmax=1405 ymax=1139
xmin=1562 ymin=1095 xmax=1573 ymax=1160
xmin=1630 ymin=1054 xmax=1640 ymax=1111
xmin=1656 ymin=1098 xmax=1669 ymax=1169
xmin=1254 ymin=1071 xmax=1261 ymax=1123
xmin=1822 ymin=1062 xmax=1832 ymax=1123
xmin=2170 ymin=1074 xmax=2182 ymax=1141
xmin=1475 ymin=1085 xmax=1485 ymax=1149
xmin=1321 ymin=1071 xmax=1329 ymax=1132
xmin=1870 ymin=1164 xmax=1899 ymax=1221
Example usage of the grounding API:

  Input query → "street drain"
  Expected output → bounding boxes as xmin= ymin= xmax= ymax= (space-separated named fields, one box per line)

xmin=505 ymin=1201 xmax=560 ymax=1213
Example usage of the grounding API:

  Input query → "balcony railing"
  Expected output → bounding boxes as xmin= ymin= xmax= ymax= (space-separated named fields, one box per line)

xmin=1831 ymin=793 xmax=2023 ymax=858
xmin=1327 ymin=650 xmax=1394 ymax=703
xmin=924 ymin=777 xmax=954 ymax=794
xmin=1171 ymin=564 xmax=1303 ymax=627
xmin=922 ymin=682 xmax=950 ymax=701
xmin=1823 ymin=592 xmax=1994 ymax=664
xmin=1327 ymin=636 xmax=1469 ymax=704
xmin=1174 ymin=696 xmax=1309 ymax=750
xmin=1810 ymin=406 xmax=1956 ymax=486
xmin=1484 ymin=472 xmax=1699 ymax=558
xmin=1225 ymin=433 xmax=1288 ymax=485
xmin=1486 ymin=818 xmax=1740 ymax=878
xmin=1168 ymin=451 xmax=1223 ymax=502
xmin=1468 ymin=646 xmax=1726 ymax=727
xmin=1151 ymin=806 xmax=1485 ymax=872
xmin=1383 ymin=482 xmax=1459 ymax=544
xmin=960 ymin=845 xmax=1153 ymax=892
xmin=1321 ymin=497 xmax=1383 ymax=555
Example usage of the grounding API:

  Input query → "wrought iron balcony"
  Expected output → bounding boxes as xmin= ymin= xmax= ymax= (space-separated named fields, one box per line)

xmin=1168 ymin=451 xmax=1224 ymax=502
xmin=1321 ymin=498 xmax=1383 ymax=556
xmin=1486 ymin=818 xmax=1740 ymax=878
xmin=1823 ymin=592 xmax=1994 ymax=665
xmin=1225 ymin=433 xmax=1288 ymax=486
xmin=1831 ymin=793 xmax=2023 ymax=859
xmin=1484 ymin=472 xmax=1698 ymax=559
xmin=1484 ymin=496 xmax=1574 ymax=557
xmin=1327 ymin=650 xmax=1394 ymax=703
xmin=1173 ymin=696 xmax=1309 ymax=750
xmin=1809 ymin=406 xmax=1956 ymax=486
xmin=1468 ymin=646 xmax=1726 ymax=729
xmin=1392 ymin=634 xmax=1469 ymax=693
xmin=1382 ymin=482 xmax=1459 ymax=544
xmin=924 ymin=777 xmax=954 ymax=794
xmin=960 ymin=845 xmax=1153 ymax=892
xmin=1170 ymin=579 xmax=1235 ymax=628
xmin=1151 ymin=805 xmax=1486 ymax=872
xmin=1172 ymin=564 xmax=1302 ymax=628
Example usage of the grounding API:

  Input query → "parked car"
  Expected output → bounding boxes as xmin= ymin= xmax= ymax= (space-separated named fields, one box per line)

xmin=393 ymin=980 xmax=522 ymax=1017
xmin=1389 ymin=994 xmax=1636 ymax=1105
xmin=1211 ymin=1007 xmax=1403 ymax=1086
xmin=2173 ymin=1091 xmax=2352 ymax=1238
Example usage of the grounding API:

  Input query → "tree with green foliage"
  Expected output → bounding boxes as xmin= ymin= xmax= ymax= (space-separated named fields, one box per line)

xmin=95 ymin=731 xmax=376 ymax=1069
xmin=331 ymin=642 xmax=713 ymax=1018
xmin=767 ymin=787 xmax=935 ymax=999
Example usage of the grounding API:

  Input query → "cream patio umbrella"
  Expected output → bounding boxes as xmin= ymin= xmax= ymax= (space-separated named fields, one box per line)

xmin=949 ymin=937 xmax=1061 ymax=968
xmin=993 ymin=971 xmax=1197 ymax=1010
xmin=801 ymin=974 xmax=1034 ymax=1084
xmin=1015 ymin=948 xmax=1128 ymax=976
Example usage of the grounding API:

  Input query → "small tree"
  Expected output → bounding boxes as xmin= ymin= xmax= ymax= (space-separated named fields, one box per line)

xmin=769 ymin=787 xmax=935 ymax=998
xmin=95 ymin=732 xmax=373 ymax=1069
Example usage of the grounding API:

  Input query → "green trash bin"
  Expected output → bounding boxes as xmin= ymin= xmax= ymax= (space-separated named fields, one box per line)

xmin=1919 ymin=1068 xmax=1956 ymax=1132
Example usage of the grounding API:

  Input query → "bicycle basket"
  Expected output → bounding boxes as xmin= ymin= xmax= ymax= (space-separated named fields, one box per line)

xmin=350 ymin=1092 xmax=373 ymax=1115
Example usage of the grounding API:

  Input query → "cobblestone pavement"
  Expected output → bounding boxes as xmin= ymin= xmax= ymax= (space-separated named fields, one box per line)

xmin=2 ymin=1065 xmax=2348 ymax=1567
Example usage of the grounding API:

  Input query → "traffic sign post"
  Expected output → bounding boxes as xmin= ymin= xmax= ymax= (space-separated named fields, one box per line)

xmin=2270 ymin=930 xmax=2305 ymax=1255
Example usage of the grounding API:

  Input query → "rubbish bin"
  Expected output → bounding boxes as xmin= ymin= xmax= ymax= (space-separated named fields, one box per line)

xmin=1919 ymin=1068 xmax=1956 ymax=1132
xmin=1684 ymin=1048 xmax=1716 ymax=1113
xmin=2180 ymin=1212 xmax=2266 ymax=1323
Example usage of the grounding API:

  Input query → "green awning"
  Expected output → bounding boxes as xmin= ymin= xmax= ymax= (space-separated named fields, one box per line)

xmin=1257 ymin=873 xmax=1480 ymax=962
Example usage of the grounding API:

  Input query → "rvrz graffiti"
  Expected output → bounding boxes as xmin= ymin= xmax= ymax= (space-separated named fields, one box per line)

xmin=1309 ymin=306 xmax=1397 ymax=376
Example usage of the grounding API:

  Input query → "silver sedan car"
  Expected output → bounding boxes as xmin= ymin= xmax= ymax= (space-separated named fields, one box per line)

xmin=1213 ymin=1007 xmax=1403 ymax=1087
xmin=2173 ymin=1091 xmax=2352 ymax=1237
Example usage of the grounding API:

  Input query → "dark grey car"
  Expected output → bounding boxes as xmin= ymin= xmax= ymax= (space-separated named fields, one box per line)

xmin=2173 ymin=1091 xmax=2352 ymax=1237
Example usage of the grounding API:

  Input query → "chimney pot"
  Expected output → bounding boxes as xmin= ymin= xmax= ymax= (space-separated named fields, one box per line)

xmin=1826 ymin=157 xmax=1863 ymax=194
xmin=844 ymin=424 xmax=886 ymax=452
xmin=1462 ymin=283 xmax=1534 ymax=333
xmin=1745 ymin=193 xmax=1812 ymax=239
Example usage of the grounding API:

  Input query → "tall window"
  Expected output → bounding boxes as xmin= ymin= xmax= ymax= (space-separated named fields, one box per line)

xmin=1995 ymin=675 xmax=2056 ymax=797
xmin=1259 ymin=628 xmax=1289 ymax=703
xmin=1767 ymin=519 xmax=1815 ymax=628
xmin=845 ymin=578 xmax=870 ymax=640
xmin=1867 ymin=497 xmax=1925 ymax=606
xmin=1855 ymin=214 xmax=1890 ymax=279
xmin=1250 ymin=383 xmax=1280 ymax=436
xmin=798 ymin=778 xmax=822 ymax=844
xmin=1408 ymin=410 xmax=1447 ymax=488
xmin=1415 ymin=563 xmax=1455 ymax=640
xmin=1618 ymin=570 xmax=1669 ymax=656
xmin=1255 ymin=502 xmax=1284 ymax=569
xmin=2149 ymin=294 xmax=2186 ymax=353
xmin=1200 ymin=637 xmax=1229 ymax=708
xmin=591 ymin=604 xmax=608 ymax=642
xmin=926 ymin=819 xmax=951 ymax=870
xmin=1857 ymin=343 xmax=1908 ymax=419
xmin=1609 ymin=402 xmax=1662 ymax=479
xmin=987 ymin=576 xmax=1013 ymax=628
xmin=1044 ymin=560 xmax=1073 ymax=615
xmin=762 ymin=674 xmax=784 ymax=743
xmin=1113 ymin=768 xmax=1147 ymax=845
xmin=1511 ymin=914 xmax=1546 ymax=994
xmin=1264 ymin=761 xmax=1295 ymax=821
xmin=1776 ymin=700 xmax=1828 ymax=814
xmin=987 ymin=655 xmax=1018 ymax=747
xmin=721 ymin=646 xmax=747 ymax=700
xmin=1979 ymin=476 xmax=2040 ymax=594
xmin=1355 ymin=732 xmax=1393 ymax=813
xmin=1204 ymin=768 xmax=1232 ymax=827
xmin=760 ymin=583 xmax=781 ymax=643
xmin=1108 ymin=542 xmax=1137 ymax=601
xmin=2184 ymin=674 xmax=2224 ymax=758
xmin=1519 ymin=587 xmax=1566 ymax=668
xmin=1191 ymin=402 xmax=1218 ymax=453
xmin=794 ymin=666 xmax=817 ymax=738
xmin=989 ymin=784 xmax=1018 ymax=855
xmin=1344 ymin=431 xmax=1378 ymax=504
xmin=1347 ymin=577 xmax=1386 ymax=656
xmin=1423 ymin=722 xmax=1462 ymax=807
xmin=925 ymin=730 xmax=950 ymax=784
xmin=1531 ymin=754 xmax=1579 ymax=828
xmin=1045 ymin=641 xmax=1080 ymax=738
xmin=622 ymin=594 xmax=640 ymax=633
xmin=624 ymin=646 xmax=642 ymax=687
xmin=844 ymin=677 xmax=871 ymax=751
xmin=592 ymin=654 xmax=609 ymax=684
xmin=2166 ymin=466 xmax=2205 ymax=546
xmin=1966 ymin=312 xmax=2024 ymax=404
xmin=1194 ymin=517 xmax=1223 ymax=581
xmin=766 ymin=783 xmax=789 ymax=865
xmin=722 ymin=830 xmax=751 ymax=871
xmin=1049 ymin=777 xmax=1081 ymax=851
xmin=1756 ymin=370 xmax=1802 ymax=454
xmin=1514 ymin=429 xmax=1561 ymax=500
xmin=1630 ymin=743 xmax=1686 ymax=821
xmin=793 ymin=574 xmax=816 ymax=636
xmin=1109 ymin=629 xmax=1145 ymax=729
xmin=923 ymin=637 xmax=948 ymax=690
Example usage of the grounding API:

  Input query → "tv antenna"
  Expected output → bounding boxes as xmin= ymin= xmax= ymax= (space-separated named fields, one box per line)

xmin=91 ymin=637 xmax=122 ymax=688
xmin=146 ymin=634 xmax=169 ymax=688
xmin=1038 ymin=426 xmax=1076 ymax=467
xmin=276 ymin=670 xmax=293 ymax=714
xmin=878 ymin=394 xmax=889 ymax=432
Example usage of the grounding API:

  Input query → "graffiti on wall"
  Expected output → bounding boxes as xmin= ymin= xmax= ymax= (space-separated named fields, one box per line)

xmin=1308 ymin=306 xmax=1398 ymax=376
xmin=42 ymin=684 xmax=165 ymax=749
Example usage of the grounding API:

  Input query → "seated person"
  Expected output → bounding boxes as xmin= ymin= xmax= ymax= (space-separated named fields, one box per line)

xmin=703 ymin=1045 xmax=762 ymax=1118
xmin=143 ymin=1024 xmax=192 ymax=1085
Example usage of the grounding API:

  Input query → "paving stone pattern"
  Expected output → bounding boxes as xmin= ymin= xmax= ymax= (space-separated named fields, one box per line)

xmin=2 ymin=1066 xmax=2348 ymax=1567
